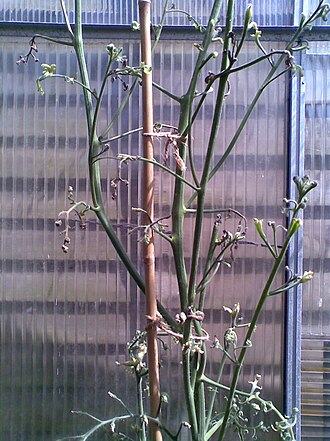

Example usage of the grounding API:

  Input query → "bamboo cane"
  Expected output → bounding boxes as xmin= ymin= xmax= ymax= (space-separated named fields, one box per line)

xmin=139 ymin=1 xmax=162 ymax=440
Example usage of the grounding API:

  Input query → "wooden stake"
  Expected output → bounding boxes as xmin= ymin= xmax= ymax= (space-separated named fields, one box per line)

xmin=139 ymin=1 xmax=162 ymax=440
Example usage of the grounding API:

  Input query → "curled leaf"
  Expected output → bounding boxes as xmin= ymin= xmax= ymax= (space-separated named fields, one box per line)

xmin=41 ymin=63 xmax=56 ymax=76
xmin=131 ymin=21 xmax=140 ymax=31
xmin=141 ymin=62 xmax=152 ymax=74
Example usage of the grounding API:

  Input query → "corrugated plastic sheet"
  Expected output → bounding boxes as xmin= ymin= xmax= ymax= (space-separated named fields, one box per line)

xmin=301 ymin=44 xmax=330 ymax=440
xmin=0 ymin=0 xmax=294 ymax=26
xmin=1 ymin=32 xmax=288 ymax=440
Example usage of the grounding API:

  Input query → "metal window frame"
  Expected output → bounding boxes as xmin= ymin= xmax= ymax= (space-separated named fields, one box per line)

xmin=285 ymin=48 xmax=305 ymax=441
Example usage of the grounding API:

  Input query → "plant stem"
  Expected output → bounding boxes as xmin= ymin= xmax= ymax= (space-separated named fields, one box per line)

xmin=32 ymin=34 xmax=74 ymax=46
xmin=70 ymin=0 xmax=178 ymax=328
xmin=170 ymin=2 xmax=225 ymax=439
xmin=39 ymin=73 xmax=98 ymax=97
xmin=103 ymin=155 xmax=199 ymax=191
xmin=185 ymin=17 xmax=316 ymax=209
xmin=181 ymin=4 xmax=234 ymax=439
xmin=60 ymin=0 xmax=74 ymax=38
xmin=187 ymin=0 xmax=234 ymax=308
xmin=171 ymin=0 xmax=224 ymax=310
xmin=198 ymin=221 xmax=220 ymax=311
xmin=182 ymin=347 xmax=199 ymax=440
xmin=206 ymin=354 xmax=227 ymax=432
xmin=152 ymin=80 xmax=181 ymax=101
xmin=136 ymin=371 xmax=147 ymax=441
xmin=217 ymin=218 xmax=300 ymax=441
xmin=73 ymin=1 xmax=143 ymax=289
xmin=100 ymin=127 xmax=143 ymax=145
xmin=100 ymin=77 xmax=139 ymax=140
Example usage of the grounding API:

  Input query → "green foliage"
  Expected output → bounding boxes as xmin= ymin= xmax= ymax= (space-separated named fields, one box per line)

xmin=18 ymin=1 xmax=330 ymax=440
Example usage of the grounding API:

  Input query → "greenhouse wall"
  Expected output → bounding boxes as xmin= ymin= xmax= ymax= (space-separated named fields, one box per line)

xmin=0 ymin=1 xmax=329 ymax=440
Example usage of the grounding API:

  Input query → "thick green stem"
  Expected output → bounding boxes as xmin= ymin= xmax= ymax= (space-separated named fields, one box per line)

xmin=187 ymin=0 xmax=234 ymax=308
xmin=73 ymin=2 xmax=142 ymax=289
xmin=73 ymin=1 xmax=93 ymax=132
xmin=170 ymin=3 xmax=224 ymax=439
xmin=171 ymin=0 xmax=224 ymax=310
xmin=179 ymin=5 xmax=235 ymax=439
xmin=195 ymin=378 xmax=206 ymax=438
xmin=182 ymin=349 xmax=199 ymax=440
xmin=195 ymin=343 xmax=207 ymax=438
xmin=171 ymin=100 xmax=190 ymax=311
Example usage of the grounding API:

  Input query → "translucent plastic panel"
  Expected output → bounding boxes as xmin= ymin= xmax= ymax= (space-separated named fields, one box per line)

xmin=0 ymin=35 xmax=287 ymax=440
xmin=301 ymin=338 xmax=330 ymax=440
xmin=153 ymin=0 xmax=294 ymax=26
xmin=302 ymin=45 xmax=330 ymax=440
xmin=153 ymin=40 xmax=288 ymax=404
xmin=302 ymin=0 xmax=330 ymax=26
xmin=0 ymin=0 xmax=294 ymax=26
xmin=0 ymin=37 xmax=147 ymax=441
xmin=303 ymin=49 xmax=330 ymax=336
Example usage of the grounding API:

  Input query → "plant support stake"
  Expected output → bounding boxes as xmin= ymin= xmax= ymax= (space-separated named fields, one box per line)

xmin=139 ymin=1 xmax=162 ymax=441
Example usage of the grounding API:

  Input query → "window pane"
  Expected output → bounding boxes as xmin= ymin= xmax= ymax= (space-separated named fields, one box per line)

xmin=0 ymin=1 xmax=294 ymax=26
xmin=302 ymin=0 xmax=330 ymax=26
xmin=302 ymin=43 xmax=330 ymax=440
xmin=0 ymin=35 xmax=287 ymax=439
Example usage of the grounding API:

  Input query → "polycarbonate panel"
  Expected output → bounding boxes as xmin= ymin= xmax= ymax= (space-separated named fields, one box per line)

xmin=302 ymin=45 xmax=330 ymax=439
xmin=153 ymin=0 xmax=294 ymax=26
xmin=0 ymin=38 xmax=142 ymax=441
xmin=0 ymin=34 xmax=288 ymax=440
xmin=0 ymin=0 xmax=294 ymax=26
xmin=301 ymin=0 xmax=330 ymax=26
xmin=303 ymin=48 xmax=330 ymax=337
